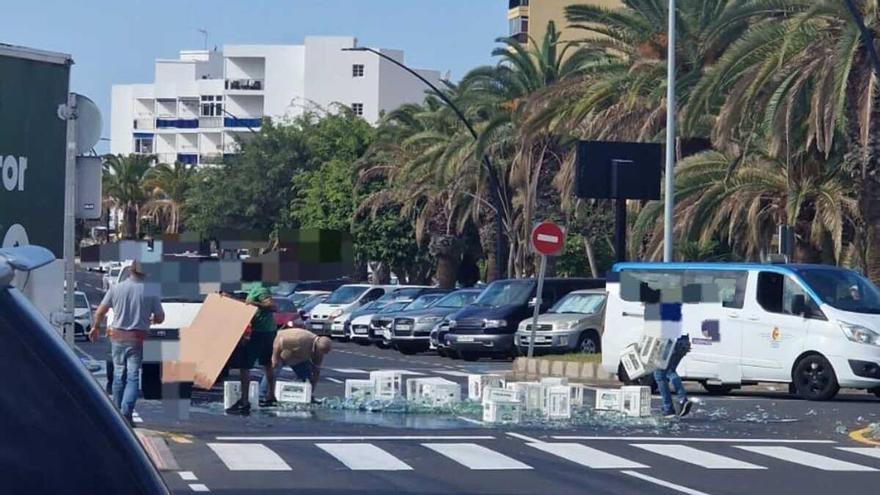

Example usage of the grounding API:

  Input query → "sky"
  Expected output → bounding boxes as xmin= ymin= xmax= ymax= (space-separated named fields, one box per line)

xmin=3 ymin=0 xmax=509 ymax=151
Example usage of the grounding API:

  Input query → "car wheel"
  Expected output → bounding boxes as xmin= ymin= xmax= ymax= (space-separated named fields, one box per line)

xmin=702 ymin=383 xmax=736 ymax=395
xmin=398 ymin=344 xmax=418 ymax=355
xmin=577 ymin=331 xmax=600 ymax=354
xmin=460 ymin=352 xmax=479 ymax=362
xmin=793 ymin=354 xmax=839 ymax=401
xmin=436 ymin=348 xmax=448 ymax=358
xmin=376 ymin=340 xmax=389 ymax=349
xmin=872 ymin=387 xmax=880 ymax=399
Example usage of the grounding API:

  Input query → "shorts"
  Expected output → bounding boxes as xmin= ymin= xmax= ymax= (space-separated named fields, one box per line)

xmin=233 ymin=331 xmax=276 ymax=369
xmin=290 ymin=361 xmax=313 ymax=381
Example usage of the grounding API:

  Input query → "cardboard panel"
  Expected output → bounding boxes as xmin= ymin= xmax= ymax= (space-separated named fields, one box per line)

xmin=179 ymin=293 xmax=256 ymax=389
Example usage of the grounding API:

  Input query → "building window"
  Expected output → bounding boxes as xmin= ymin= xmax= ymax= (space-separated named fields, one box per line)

xmin=510 ymin=16 xmax=528 ymax=42
xmin=352 ymin=103 xmax=364 ymax=116
xmin=200 ymin=95 xmax=224 ymax=117
xmin=134 ymin=136 xmax=154 ymax=154
xmin=352 ymin=64 xmax=365 ymax=78
xmin=508 ymin=0 xmax=528 ymax=8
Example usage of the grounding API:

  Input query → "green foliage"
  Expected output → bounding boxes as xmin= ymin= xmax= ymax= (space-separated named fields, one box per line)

xmin=351 ymin=205 xmax=434 ymax=284
xmin=556 ymin=233 xmax=615 ymax=278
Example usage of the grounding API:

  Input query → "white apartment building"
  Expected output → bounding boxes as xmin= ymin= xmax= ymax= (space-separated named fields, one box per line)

xmin=110 ymin=36 xmax=441 ymax=166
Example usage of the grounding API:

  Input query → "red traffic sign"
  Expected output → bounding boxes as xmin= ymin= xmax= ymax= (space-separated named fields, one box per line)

xmin=531 ymin=222 xmax=566 ymax=256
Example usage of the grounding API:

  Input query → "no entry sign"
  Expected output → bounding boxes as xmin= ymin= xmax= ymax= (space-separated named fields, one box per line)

xmin=531 ymin=222 xmax=565 ymax=256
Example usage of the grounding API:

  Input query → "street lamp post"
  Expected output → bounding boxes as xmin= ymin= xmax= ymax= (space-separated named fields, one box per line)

xmin=343 ymin=46 xmax=507 ymax=280
xmin=663 ymin=0 xmax=677 ymax=262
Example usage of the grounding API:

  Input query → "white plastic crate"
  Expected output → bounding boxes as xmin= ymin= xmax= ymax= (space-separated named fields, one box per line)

xmin=569 ymin=384 xmax=586 ymax=407
xmin=223 ymin=381 xmax=259 ymax=410
xmin=275 ymin=380 xmax=312 ymax=404
xmin=540 ymin=377 xmax=569 ymax=386
xmin=481 ymin=386 xmax=519 ymax=405
xmin=344 ymin=379 xmax=375 ymax=401
xmin=621 ymin=343 xmax=649 ymax=380
xmin=370 ymin=370 xmax=403 ymax=400
xmin=543 ymin=385 xmax=572 ymax=419
xmin=406 ymin=377 xmax=461 ymax=406
xmin=620 ymin=385 xmax=652 ymax=417
xmin=482 ymin=400 xmax=521 ymax=424
xmin=638 ymin=335 xmax=674 ymax=371
xmin=468 ymin=374 xmax=505 ymax=401
xmin=505 ymin=382 xmax=543 ymax=412
xmin=594 ymin=388 xmax=622 ymax=411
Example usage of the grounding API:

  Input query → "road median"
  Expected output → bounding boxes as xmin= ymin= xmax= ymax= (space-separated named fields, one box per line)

xmin=509 ymin=354 xmax=619 ymax=386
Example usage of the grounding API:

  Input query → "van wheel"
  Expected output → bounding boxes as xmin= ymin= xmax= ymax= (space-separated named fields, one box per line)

xmin=872 ymin=388 xmax=880 ymax=399
xmin=577 ymin=331 xmax=600 ymax=354
xmin=793 ymin=355 xmax=839 ymax=401
xmin=703 ymin=383 xmax=736 ymax=395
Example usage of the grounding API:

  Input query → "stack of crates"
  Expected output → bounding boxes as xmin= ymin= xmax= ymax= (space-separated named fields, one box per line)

xmin=481 ymin=386 xmax=521 ymax=424
xmin=344 ymin=379 xmax=375 ymax=401
xmin=274 ymin=381 xmax=312 ymax=404
xmin=223 ymin=381 xmax=259 ymax=410
xmin=468 ymin=374 xmax=505 ymax=401
xmin=406 ymin=377 xmax=461 ymax=406
xmin=620 ymin=386 xmax=652 ymax=417
xmin=505 ymin=382 xmax=543 ymax=412
xmin=543 ymin=385 xmax=572 ymax=420
xmin=370 ymin=370 xmax=403 ymax=400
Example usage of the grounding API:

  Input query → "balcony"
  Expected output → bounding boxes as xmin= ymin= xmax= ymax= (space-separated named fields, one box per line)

xmin=156 ymin=119 xmax=199 ymax=129
xmin=199 ymin=152 xmax=223 ymax=164
xmin=224 ymin=117 xmax=262 ymax=129
xmin=199 ymin=116 xmax=223 ymax=128
xmin=177 ymin=153 xmax=198 ymax=165
xmin=133 ymin=118 xmax=155 ymax=130
xmin=225 ymin=79 xmax=263 ymax=91
xmin=156 ymin=153 xmax=177 ymax=164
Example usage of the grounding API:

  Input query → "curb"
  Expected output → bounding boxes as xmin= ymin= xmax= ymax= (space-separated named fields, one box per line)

xmin=511 ymin=357 xmax=619 ymax=385
xmin=135 ymin=429 xmax=181 ymax=471
xmin=849 ymin=427 xmax=880 ymax=447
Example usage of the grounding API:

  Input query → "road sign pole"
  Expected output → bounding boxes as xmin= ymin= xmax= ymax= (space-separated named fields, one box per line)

xmin=527 ymin=255 xmax=547 ymax=359
xmin=63 ymin=92 xmax=77 ymax=348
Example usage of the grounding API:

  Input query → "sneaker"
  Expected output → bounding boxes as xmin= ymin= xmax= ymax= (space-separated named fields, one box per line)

xmin=662 ymin=410 xmax=677 ymax=419
xmin=259 ymin=397 xmax=278 ymax=408
xmin=678 ymin=399 xmax=693 ymax=418
xmin=225 ymin=399 xmax=251 ymax=415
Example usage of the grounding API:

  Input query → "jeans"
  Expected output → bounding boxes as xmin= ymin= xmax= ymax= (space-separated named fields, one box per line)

xmin=259 ymin=361 xmax=313 ymax=399
xmin=111 ymin=340 xmax=143 ymax=420
xmin=654 ymin=337 xmax=689 ymax=414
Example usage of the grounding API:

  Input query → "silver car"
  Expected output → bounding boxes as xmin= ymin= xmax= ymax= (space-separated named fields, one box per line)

xmin=515 ymin=289 xmax=606 ymax=354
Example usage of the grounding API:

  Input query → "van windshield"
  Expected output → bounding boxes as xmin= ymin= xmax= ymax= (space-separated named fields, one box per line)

xmin=326 ymin=286 xmax=368 ymax=304
xmin=473 ymin=280 xmax=534 ymax=308
xmin=796 ymin=268 xmax=880 ymax=314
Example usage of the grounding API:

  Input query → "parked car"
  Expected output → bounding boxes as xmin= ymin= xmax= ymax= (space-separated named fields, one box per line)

xmin=299 ymin=293 xmax=329 ymax=320
xmin=514 ymin=289 xmax=607 ymax=355
xmin=73 ymin=291 xmax=93 ymax=340
xmin=309 ymin=284 xmax=399 ymax=336
xmin=1 ymin=245 xmax=170 ymax=494
xmin=368 ymin=298 xmax=418 ymax=348
xmin=289 ymin=290 xmax=331 ymax=307
xmin=272 ymin=296 xmax=303 ymax=328
xmin=430 ymin=317 xmax=456 ymax=357
xmin=346 ymin=294 xmax=412 ymax=343
xmin=393 ymin=289 xmax=483 ymax=355
xmin=446 ymin=278 xmax=605 ymax=361
xmin=102 ymin=265 xmax=122 ymax=291
xmin=271 ymin=279 xmax=349 ymax=298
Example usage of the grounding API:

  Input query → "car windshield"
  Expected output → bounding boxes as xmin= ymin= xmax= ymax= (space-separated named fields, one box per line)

xmin=326 ymin=286 xmax=369 ymax=304
xmin=435 ymin=290 xmax=480 ymax=308
xmin=550 ymin=293 xmax=605 ymax=314
xmin=271 ymin=283 xmax=296 ymax=296
xmin=381 ymin=301 xmax=411 ymax=313
xmin=289 ymin=292 xmax=311 ymax=305
xmin=473 ymin=280 xmax=534 ymax=308
xmin=273 ymin=297 xmax=296 ymax=312
xmin=405 ymin=294 xmax=443 ymax=310
xmin=74 ymin=294 xmax=89 ymax=309
xmin=301 ymin=296 xmax=327 ymax=312
xmin=796 ymin=268 xmax=880 ymax=314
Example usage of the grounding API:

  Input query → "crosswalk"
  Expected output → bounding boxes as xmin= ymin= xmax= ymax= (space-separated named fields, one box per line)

xmin=200 ymin=439 xmax=880 ymax=475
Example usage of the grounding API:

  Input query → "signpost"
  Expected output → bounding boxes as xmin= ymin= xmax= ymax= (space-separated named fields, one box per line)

xmin=527 ymin=222 xmax=565 ymax=358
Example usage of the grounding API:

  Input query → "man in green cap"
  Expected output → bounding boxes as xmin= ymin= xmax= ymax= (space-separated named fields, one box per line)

xmin=226 ymin=284 xmax=278 ymax=415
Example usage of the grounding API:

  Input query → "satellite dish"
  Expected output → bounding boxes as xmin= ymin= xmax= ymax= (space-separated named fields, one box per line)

xmin=74 ymin=93 xmax=102 ymax=154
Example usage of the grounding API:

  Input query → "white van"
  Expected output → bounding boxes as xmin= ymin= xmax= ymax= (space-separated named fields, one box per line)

xmin=603 ymin=262 xmax=880 ymax=400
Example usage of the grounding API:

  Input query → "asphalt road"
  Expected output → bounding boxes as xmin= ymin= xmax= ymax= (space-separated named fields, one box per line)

xmin=74 ymin=268 xmax=880 ymax=495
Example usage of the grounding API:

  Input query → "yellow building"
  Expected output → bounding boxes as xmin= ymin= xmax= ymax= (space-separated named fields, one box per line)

xmin=507 ymin=0 xmax=622 ymax=46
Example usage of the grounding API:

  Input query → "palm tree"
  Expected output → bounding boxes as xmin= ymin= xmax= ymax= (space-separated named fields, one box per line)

xmin=684 ymin=0 xmax=880 ymax=276
xmin=102 ymin=154 xmax=155 ymax=239
xmin=144 ymin=161 xmax=196 ymax=234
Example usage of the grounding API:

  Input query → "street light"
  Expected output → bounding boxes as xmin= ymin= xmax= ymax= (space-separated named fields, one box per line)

xmin=343 ymin=46 xmax=506 ymax=279
xmin=663 ymin=0 xmax=676 ymax=262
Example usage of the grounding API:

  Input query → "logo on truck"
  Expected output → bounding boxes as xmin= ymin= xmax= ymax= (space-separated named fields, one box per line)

xmin=1 ymin=155 xmax=27 ymax=192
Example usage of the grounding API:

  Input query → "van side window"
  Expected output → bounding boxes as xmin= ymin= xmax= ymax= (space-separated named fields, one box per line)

xmin=683 ymin=270 xmax=748 ymax=309
xmin=619 ymin=271 xmax=682 ymax=302
xmin=757 ymin=272 xmax=823 ymax=318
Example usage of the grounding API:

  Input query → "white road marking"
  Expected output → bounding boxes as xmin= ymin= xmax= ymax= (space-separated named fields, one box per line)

xmin=837 ymin=447 xmax=880 ymax=460
xmin=528 ymin=443 xmax=648 ymax=469
xmin=552 ymin=436 xmax=836 ymax=444
xmin=178 ymin=471 xmax=198 ymax=481
xmin=207 ymin=443 xmax=292 ymax=471
xmin=506 ymin=432 xmax=542 ymax=443
xmin=621 ymin=470 xmax=713 ymax=495
xmin=188 ymin=484 xmax=210 ymax=492
xmin=316 ymin=443 xmax=412 ymax=471
xmin=632 ymin=444 xmax=765 ymax=470
xmin=737 ymin=446 xmax=877 ymax=471
xmin=325 ymin=377 xmax=343 ymax=384
xmin=423 ymin=443 xmax=532 ymax=470
xmin=215 ymin=435 xmax=496 ymax=441
xmin=433 ymin=370 xmax=473 ymax=377
xmin=327 ymin=368 xmax=367 ymax=374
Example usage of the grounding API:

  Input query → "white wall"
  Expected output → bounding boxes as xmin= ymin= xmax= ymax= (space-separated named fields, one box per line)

xmin=303 ymin=36 xmax=381 ymax=121
xmin=225 ymin=94 xmax=263 ymax=118
xmin=110 ymin=85 xmax=133 ymax=155
xmin=377 ymin=53 xmax=440 ymax=123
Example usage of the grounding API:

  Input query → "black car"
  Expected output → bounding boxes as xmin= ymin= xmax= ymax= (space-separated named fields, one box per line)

xmin=392 ymin=289 xmax=482 ymax=355
xmin=445 ymin=278 xmax=605 ymax=361
xmin=0 ymin=246 xmax=169 ymax=494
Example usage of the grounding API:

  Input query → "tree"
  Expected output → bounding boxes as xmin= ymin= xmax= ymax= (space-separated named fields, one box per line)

xmin=143 ymin=161 xmax=196 ymax=234
xmin=102 ymin=154 xmax=155 ymax=239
